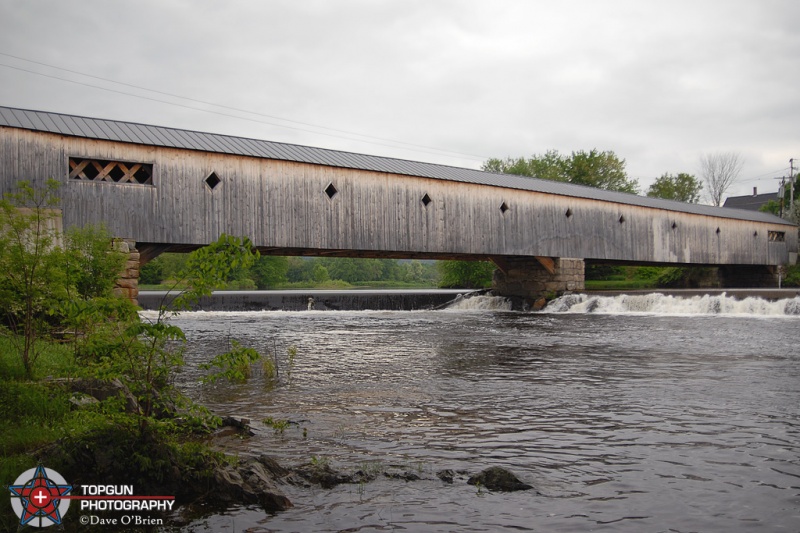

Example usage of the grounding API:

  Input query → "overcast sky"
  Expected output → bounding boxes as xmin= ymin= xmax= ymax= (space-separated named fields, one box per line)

xmin=1 ymin=0 xmax=798 ymax=200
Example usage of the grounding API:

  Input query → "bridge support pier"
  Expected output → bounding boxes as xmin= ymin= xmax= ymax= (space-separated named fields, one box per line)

xmin=112 ymin=239 xmax=140 ymax=306
xmin=491 ymin=256 xmax=584 ymax=306
xmin=718 ymin=265 xmax=782 ymax=288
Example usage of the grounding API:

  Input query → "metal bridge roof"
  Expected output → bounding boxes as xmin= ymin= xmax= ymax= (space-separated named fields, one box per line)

xmin=0 ymin=105 xmax=792 ymax=226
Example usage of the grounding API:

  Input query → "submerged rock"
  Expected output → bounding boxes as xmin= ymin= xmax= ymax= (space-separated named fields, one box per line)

xmin=437 ymin=469 xmax=455 ymax=484
xmin=384 ymin=471 xmax=421 ymax=482
xmin=467 ymin=467 xmax=535 ymax=492
xmin=213 ymin=457 xmax=293 ymax=512
xmin=294 ymin=462 xmax=354 ymax=489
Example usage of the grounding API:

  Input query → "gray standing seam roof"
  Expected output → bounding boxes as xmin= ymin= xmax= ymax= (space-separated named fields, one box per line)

xmin=0 ymin=105 xmax=793 ymax=226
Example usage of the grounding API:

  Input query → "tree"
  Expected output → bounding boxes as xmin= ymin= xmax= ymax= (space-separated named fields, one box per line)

xmin=566 ymin=149 xmax=638 ymax=193
xmin=646 ymin=173 xmax=703 ymax=203
xmin=437 ymin=260 xmax=495 ymax=289
xmin=483 ymin=149 xmax=638 ymax=193
xmin=139 ymin=259 xmax=164 ymax=285
xmin=250 ymin=256 xmax=289 ymax=289
xmin=699 ymin=152 xmax=743 ymax=206
xmin=483 ymin=150 xmax=566 ymax=183
xmin=0 ymin=180 xmax=68 ymax=377
xmin=63 ymin=225 xmax=128 ymax=300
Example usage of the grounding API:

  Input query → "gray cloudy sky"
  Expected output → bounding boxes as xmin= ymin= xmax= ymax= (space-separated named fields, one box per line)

xmin=1 ymin=0 xmax=798 ymax=199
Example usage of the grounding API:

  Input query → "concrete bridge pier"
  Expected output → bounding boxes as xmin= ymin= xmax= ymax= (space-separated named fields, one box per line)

xmin=491 ymin=256 xmax=585 ymax=305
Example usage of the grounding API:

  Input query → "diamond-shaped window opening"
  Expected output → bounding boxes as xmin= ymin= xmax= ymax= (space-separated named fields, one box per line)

xmin=421 ymin=193 xmax=432 ymax=207
xmin=716 ymin=227 xmax=721 ymax=235
xmin=565 ymin=208 xmax=573 ymax=218
xmin=671 ymin=222 xmax=678 ymax=230
xmin=205 ymin=172 xmax=222 ymax=191
xmin=618 ymin=215 xmax=626 ymax=224
xmin=325 ymin=182 xmax=338 ymax=200
xmin=753 ymin=231 xmax=759 ymax=237
xmin=500 ymin=201 xmax=509 ymax=214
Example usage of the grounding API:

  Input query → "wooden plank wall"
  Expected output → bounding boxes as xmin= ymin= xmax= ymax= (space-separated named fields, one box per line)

xmin=1 ymin=126 xmax=796 ymax=266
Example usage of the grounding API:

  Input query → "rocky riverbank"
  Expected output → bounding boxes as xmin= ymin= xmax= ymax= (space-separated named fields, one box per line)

xmin=170 ymin=417 xmax=539 ymax=524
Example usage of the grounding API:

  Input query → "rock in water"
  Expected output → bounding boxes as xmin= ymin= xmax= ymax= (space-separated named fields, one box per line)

xmin=214 ymin=458 xmax=293 ymax=511
xmin=467 ymin=467 xmax=535 ymax=492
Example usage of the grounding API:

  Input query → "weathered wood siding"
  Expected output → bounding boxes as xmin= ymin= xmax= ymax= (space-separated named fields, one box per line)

xmin=1 ymin=127 xmax=796 ymax=266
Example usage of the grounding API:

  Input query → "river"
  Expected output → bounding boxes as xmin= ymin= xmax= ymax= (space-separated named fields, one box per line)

xmin=150 ymin=293 xmax=800 ymax=532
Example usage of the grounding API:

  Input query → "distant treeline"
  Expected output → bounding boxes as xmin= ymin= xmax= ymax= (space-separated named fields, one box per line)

xmin=140 ymin=254 xmax=442 ymax=289
xmin=141 ymin=254 xmax=800 ymax=291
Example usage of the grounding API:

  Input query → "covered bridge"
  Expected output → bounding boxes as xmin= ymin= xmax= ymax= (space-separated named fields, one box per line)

xmin=0 ymin=106 xmax=796 ymax=302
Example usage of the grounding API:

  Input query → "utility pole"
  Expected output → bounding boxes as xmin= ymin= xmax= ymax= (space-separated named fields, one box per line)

xmin=790 ymin=158 xmax=795 ymax=213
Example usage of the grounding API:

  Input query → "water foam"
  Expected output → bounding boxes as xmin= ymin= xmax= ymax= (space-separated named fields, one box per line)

xmin=544 ymin=293 xmax=800 ymax=316
xmin=444 ymin=293 xmax=513 ymax=311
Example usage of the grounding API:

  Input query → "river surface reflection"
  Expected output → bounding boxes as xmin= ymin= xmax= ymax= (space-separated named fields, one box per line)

xmin=157 ymin=303 xmax=800 ymax=532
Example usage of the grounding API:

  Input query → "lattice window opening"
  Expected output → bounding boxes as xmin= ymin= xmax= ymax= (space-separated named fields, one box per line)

xmin=69 ymin=158 xmax=153 ymax=185
xmin=768 ymin=231 xmax=786 ymax=242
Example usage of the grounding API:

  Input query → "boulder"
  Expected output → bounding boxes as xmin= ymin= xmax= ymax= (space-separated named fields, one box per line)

xmin=294 ymin=462 xmax=354 ymax=489
xmin=437 ymin=469 xmax=455 ymax=484
xmin=213 ymin=457 xmax=292 ymax=512
xmin=467 ymin=467 xmax=535 ymax=492
xmin=51 ymin=377 xmax=140 ymax=414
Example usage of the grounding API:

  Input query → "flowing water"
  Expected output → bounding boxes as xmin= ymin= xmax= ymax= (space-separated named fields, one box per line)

xmin=154 ymin=293 xmax=800 ymax=532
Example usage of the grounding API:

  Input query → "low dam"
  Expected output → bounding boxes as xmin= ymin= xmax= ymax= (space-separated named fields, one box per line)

xmin=137 ymin=288 xmax=800 ymax=313
xmin=137 ymin=289 xmax=468 ymax=312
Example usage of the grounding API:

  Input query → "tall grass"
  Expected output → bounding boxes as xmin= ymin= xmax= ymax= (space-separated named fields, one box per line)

xmin=0 ymin=336 xmax=75 ymax=381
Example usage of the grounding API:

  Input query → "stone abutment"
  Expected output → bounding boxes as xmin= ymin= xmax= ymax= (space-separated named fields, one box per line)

xmin=492 ymin=257 xmax=585 ymax=304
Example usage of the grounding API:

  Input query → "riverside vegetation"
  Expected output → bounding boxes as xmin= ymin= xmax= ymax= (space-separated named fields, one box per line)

xmin=0 ymin=181 xmax=298 ymax=530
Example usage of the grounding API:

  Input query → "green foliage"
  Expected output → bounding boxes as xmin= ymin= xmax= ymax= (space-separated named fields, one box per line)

xmin=251 ymin=255 xmax=289 ymax=289
xmin=759 ymin=181 xmax=799 ymax=220
xmin=568 ymin=149 xmax=638 ymax=193
xmin=483 ymin=149 xmax=565 ymax=182
xmin=139 ymin=259 xmax=164 ymax=284
xmin=585 ymin=264 xmax=625 ymax=280
xmin=0 ymin=181 xmax=130 ymax=379
xmin=200 ymin=341 xmax=261 ymax=383
xmin=257 ymin=341 xmax=299 ymax=387
xmin=483 ymin=149 xmax=639 ymax=193
xmin=784 ymin=264 xmax=800 ymax=287
xmin=654 ymin=267 xmax=685 ymax=287
xmin=63 ymin=226 xmax=128 ymax=300
xmin=274 ymin=256 xmax=439 ymax=288
xmin=263 ymin=417 xmax=291 ymax=435
xmin=0 ymin=192 xmax=262 ymax=520
xmin=584 ymin=266 xmax=714 ymax=290
xmin=759 ymin=200 xmax=781 ymax=216
xmin=0 ymin=180 xmax=65 ymax=378
xmin=0 ymin=336 xmax=75 ymax=381
xmin=312 ymin=263 xmax=331 ymax=283
xmin=437 ymin=260 xmax=495 ymax=288
xmin=646 ymin=173 xmax=703 ymax=203
xmin=170 ymin=234 xmax=259 ymax=310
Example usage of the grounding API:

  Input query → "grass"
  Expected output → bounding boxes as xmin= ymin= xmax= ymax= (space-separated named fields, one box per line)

xmin=0 ymin=340 xmax=76 ymax=481
xmin=0 ymin=336 xmax=76 ymax=381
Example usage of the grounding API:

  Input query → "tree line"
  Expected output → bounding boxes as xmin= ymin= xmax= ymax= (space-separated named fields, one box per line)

xmin=142 ymin=254 xmax=440 ymax=289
